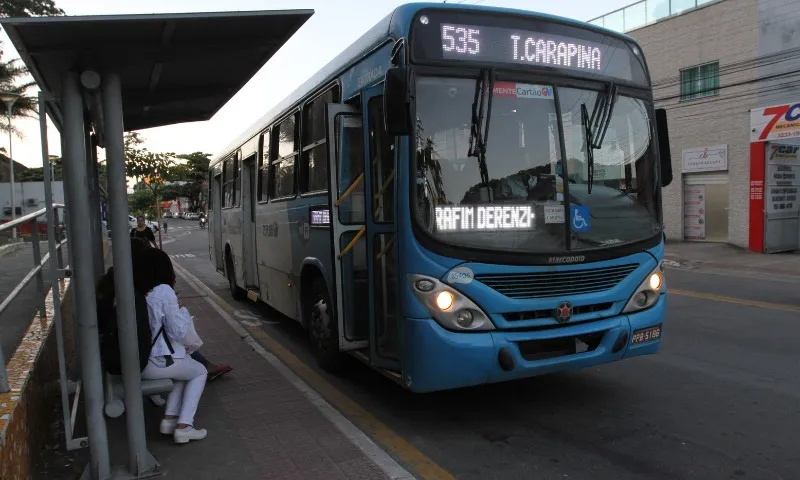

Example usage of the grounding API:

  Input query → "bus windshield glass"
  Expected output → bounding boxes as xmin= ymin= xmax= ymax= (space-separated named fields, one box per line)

xmin=413 ymin=76 xmax=660 ymax=254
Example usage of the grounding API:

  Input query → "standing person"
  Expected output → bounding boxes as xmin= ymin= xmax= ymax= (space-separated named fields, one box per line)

xmin=137 ymin=247 xmax=208 ymax=444
xmin=163 ymin=220 xmax=168 ymax=237
xmin=130 ymin=215 xmax=156 ymax=248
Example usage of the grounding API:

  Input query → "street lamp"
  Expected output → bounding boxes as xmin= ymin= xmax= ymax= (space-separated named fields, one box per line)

xmin=0 ymin=91 xmax=21 ymax=242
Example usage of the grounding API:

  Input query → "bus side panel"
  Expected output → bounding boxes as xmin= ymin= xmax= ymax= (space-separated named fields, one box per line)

xmin=254 ymin=196 xmax=333 ymax=322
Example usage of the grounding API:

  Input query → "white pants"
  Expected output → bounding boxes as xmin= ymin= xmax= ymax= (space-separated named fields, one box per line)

xmin=142 ymin=356 xmax=207 ymax=426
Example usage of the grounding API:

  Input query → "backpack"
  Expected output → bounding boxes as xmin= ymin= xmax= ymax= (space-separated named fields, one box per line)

xmin=97 ymin=289 xmax=157 ymax=375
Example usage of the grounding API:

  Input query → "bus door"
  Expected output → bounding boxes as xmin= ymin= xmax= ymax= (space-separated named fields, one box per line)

xmin=241 ymin=155 xmax=259 ymax=288
xmin=325 ymin=87 xmax=401 ymax=371
xmin=362 ymin=86 xmax=400 ymax=371
xmin=327 ymin=104 xmax=368 ymax=351
xmin=212 ymin=173 xmax=224 ymax=271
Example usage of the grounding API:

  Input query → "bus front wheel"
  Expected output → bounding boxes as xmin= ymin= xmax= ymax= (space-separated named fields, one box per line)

xmin=306 ymin=278 xmax=343 ymax=372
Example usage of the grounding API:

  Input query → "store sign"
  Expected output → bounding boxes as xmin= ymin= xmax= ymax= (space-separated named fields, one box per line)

xmin=766 ymin=144 xmax=800 ymax=215
xmin=683 ymin=185 xmax=706 ymax=240
xmin=682 ymin=145 xmax=728 ymax=173
xmin=750 ymin=102 xmax=800 ymax=142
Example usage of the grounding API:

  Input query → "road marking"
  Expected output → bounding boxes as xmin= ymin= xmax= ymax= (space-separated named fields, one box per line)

xmin=670 ymin=288 xmax=800 ymax=312
xmin=169 ymin=253 xmax=196 ymax=259
xmin=172 ymin=261 xmax=453 ymax=480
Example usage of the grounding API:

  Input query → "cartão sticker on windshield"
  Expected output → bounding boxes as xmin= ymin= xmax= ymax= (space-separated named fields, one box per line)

xmin=493 ymin=82 xmax=554 ymax=100
xmin=544 ymin=204 xmax=564 ymax=224
xmin=447 ymin=267 xmax=474 ymax=285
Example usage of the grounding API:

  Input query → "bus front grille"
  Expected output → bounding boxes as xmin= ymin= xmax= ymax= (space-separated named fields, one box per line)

xmin=475 ymin=264 xmax=638 ymax=299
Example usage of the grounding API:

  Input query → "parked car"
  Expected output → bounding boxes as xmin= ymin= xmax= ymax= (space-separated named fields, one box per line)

xmin=128 ymin=215 xmax=160 ymax=232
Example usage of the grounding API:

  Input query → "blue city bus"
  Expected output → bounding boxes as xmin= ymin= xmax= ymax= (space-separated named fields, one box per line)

xmin=208 ymin=2 xmax=674 ymax=393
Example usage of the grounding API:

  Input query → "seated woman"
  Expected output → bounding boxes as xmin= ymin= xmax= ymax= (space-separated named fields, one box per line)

xmin=136 ymin=247 xmax=208 ymax=444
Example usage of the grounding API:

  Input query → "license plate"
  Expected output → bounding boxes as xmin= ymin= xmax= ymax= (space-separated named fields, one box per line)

xmin=631 ymin=324 xmax=662 ymax=345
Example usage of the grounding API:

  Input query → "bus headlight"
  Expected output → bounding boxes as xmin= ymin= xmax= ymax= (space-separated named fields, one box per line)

xmin=409 ymin=274 xmax=495 ymax=331
xmin=623 ymin=266 xmax=666 ymax=314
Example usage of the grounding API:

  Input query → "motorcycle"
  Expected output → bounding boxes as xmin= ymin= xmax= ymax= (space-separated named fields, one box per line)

xmin=199 ymin=217 xmax=207 ymax=229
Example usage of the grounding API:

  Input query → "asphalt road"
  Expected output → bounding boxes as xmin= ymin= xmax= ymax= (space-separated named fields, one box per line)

xmin=164 ymin=218 xmax=800 ymax=480
xmin=0 ymin=241 xmax=70 ymax=363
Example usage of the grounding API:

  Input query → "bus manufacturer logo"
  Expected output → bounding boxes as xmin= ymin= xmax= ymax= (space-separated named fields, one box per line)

xmin=555 ymin=301 xmax=573 ymax=323
xmin=548 ymin=255 xmax=585 ymax=264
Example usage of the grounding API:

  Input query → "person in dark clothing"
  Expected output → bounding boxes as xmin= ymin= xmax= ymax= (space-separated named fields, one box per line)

xmin=130 ymin=215 xmax=156 ymax=247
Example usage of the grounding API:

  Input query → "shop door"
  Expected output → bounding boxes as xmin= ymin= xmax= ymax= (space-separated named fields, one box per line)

xmin=683 ymin=175 xmax=729 ymax=242
xmin=763 ymin=142 xmax=800 ymax=253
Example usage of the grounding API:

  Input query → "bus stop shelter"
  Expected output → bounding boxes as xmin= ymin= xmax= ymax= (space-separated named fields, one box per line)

xmin=0 ymin=9 xmax=312 ymax=479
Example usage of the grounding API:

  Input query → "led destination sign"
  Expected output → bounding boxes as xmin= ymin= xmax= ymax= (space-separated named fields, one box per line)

xmin=411 ymin=12 xmax=645 ymax=85
xmin=435 ymin=205 xmax=534 ymax=232
xmin=441 ymin=23 xmax=604 ymax=72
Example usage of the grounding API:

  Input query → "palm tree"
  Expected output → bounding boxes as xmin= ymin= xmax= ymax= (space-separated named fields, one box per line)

xmin=0 ymin=58 xmax=38 ymax=137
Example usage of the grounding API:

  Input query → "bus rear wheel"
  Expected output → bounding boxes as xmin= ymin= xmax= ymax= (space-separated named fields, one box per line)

xmin=306 ymin=278 xmax=343 ymax=372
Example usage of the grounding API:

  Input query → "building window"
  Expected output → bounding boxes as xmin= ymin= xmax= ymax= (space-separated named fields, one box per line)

xmin=680 ymin=62 xmax=719 ymax=101
xmin=271 ymin=113 xmax=298 ymax=199
xmin=300 ymin=85 xmax=340 ymax=194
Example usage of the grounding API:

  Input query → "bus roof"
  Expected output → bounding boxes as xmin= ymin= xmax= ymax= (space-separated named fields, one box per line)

xmin=211 ymin=2 xmax=639 ymax=166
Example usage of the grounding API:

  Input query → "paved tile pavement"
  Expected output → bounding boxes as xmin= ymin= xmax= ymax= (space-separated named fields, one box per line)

xmin=105 ymin=275 xmax=396 ymax=480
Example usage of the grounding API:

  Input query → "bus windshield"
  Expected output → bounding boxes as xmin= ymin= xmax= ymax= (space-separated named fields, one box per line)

xmin=414 ymin=76 xmax=660 ymax=254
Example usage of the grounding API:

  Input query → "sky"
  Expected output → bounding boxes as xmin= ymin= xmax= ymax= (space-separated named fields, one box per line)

xmin=0 ymin=0 xmax=636 ymax=169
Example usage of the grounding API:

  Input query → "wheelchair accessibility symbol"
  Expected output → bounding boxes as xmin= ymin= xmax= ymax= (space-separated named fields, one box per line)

xmin=570 ymin=205 xmax=591 ymax=233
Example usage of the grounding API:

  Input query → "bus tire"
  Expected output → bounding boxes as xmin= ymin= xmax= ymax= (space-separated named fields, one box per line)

xmin=225 ymin=250 xmax=245 ymax=301
xmin=306 ymin=277 xmax=343 ymax=372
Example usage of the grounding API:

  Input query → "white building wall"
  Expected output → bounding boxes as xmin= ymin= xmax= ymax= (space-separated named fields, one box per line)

xmin=625 ymin=0 xmax=759 ymax=247
xmin=0 ymin=181 xmax=66 ymax=220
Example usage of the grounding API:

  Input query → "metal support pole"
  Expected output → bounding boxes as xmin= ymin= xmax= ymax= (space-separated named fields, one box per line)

xmin=86 ymin=131 xmax=104 ymax=281
xmin=55 ymin=207 xmax=64 ymax=268
xmin=102 ymin=72 xmax=159 ymax=477
xmin=30 ymin=219 xmax=47 ymax=318
xmin=62 ymin=71 xmax=110 ymax=480
xmin=7 ymin=105 xmax=17 ymax=242
xmin=40 ymin=91 xmax=80 ymax=449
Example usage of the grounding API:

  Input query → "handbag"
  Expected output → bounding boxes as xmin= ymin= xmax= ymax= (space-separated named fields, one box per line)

xmin=181 ymin=316 xmax=203 ymax=353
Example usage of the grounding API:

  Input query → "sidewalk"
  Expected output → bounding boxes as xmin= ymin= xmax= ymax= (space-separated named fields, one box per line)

xmin=664 ymin=241 xmax=800 ymax=277
xmin=103 ymin=273 xmax=407 ymax=480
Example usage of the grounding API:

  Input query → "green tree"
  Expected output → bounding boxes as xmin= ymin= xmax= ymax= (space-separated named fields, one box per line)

xmin=175 ymin=152 xmax=211 ymax=211
xmin=0 ymin=0 xmax=64 ymax=17
xmin=128 ymin=189 xmax=155 ymax=217
xmin=0 ymin=0 xmax=65 ymax=136
xmin=125 ymin=132 xmax=174 ymax=248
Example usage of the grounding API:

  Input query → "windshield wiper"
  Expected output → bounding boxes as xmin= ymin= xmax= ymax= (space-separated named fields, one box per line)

xmin=580 ymin=83 xmax=618 ymax=194
xmin=468 ymin=69 xmax=495 ymax=201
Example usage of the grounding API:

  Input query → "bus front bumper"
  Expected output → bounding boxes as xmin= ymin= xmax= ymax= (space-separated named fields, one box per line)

xmin=400 ymin=295 xmax=666 ymax=393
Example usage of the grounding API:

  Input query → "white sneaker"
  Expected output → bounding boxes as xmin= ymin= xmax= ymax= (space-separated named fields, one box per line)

xmin=173 ymin=426 xmax=207 ymax=444
xmin=159 ymin=418 xmax=178 ymax=435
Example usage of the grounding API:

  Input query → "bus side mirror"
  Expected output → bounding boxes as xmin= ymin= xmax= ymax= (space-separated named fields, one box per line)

xmin=384 ymin=67 xmax=411 ymax=136
xmin=655 ymin=108 xmax=673 ymax=188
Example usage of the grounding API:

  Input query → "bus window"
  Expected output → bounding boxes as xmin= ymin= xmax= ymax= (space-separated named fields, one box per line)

xmin=208 ymin=171 xmax=214 ymax=210
xmin=272 ymin=113 xmax=298 ymax=199
xmin=368 ymin=96 xmax=394 ymax=223
xmin=223 ymin=157 xmax=235 ymax=207
xmin=233 ymin=151 xmax=241 ymax=207
xmin=301 ymin=85 xmax=340 ymax=193
xmin=258 ymin=130 xmax=270 ymax=202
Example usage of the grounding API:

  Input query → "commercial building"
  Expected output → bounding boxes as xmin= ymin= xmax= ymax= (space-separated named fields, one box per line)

xmin=589 ymin=0 xmax=800 ymax=252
